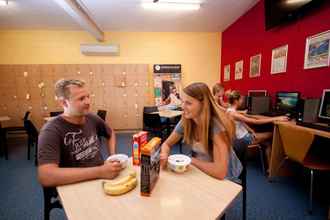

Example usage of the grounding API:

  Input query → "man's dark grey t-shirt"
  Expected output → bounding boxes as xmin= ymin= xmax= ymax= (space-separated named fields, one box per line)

xmin=38 ymin=113 xmax=111 ymax=167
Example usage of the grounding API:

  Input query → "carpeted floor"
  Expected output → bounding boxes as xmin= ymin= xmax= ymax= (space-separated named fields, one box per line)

xmin=0 ymin=133 xmax=329 ymax=220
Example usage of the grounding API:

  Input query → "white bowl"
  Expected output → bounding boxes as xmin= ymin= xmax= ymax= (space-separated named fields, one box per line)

xmin=106 ymin=154 xmax=129 ymax=168
xmin=168 ymin=154 xmax=191 ymax=173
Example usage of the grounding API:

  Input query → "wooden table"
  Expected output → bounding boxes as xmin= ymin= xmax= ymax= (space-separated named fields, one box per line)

xmin=0 ymin=116 xmax=10 ymax=124
xmin=57 ymin=161 xmax=242 ymax=220
xmin=150 ymin=110 xmax=182 ymax=119
xmin=269 ymin=121 xmax=330 ymax=178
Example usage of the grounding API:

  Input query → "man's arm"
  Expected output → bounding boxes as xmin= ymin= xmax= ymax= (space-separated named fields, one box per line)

xmin=38 ymin=161 xmax=122 ymax=187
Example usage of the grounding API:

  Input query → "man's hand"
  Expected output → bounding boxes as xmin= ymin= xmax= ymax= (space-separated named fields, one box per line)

xmin=99 ymin=161 xmax=123 ymax=179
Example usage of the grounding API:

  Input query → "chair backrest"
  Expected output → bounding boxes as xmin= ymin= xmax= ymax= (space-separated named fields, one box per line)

xmin=143 ymin=112 xmax=162 ymax=129
xmin=97 ymin=110 xmax=107 ymax=121
xmin=23 ymin=111 xmax=31 ymax=121
xmin=24 ymin=120 xmax=39 ymax=139
xmin=50 ymin=111 xmax=63 ymax=117
xmin=143 ymin=106 xmax=158 ymax=114
xmin=232 ymin=138 xmax=248 ymax=185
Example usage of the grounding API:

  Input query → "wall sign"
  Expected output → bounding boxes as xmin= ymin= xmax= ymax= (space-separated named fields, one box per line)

xmin=153 ymin=64 xmax=182 ymax=73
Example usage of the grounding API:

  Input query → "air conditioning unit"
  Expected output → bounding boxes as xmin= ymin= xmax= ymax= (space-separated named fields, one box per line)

xmin=80 ymin=44 xmax=120 ymax=56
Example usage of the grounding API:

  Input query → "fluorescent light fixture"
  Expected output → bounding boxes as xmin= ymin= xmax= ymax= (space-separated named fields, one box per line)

xmin=0 ymin=0 xmax=8 ymax=6
xmin=141 ymin=0 xmax=201 ymax=11
xmin=285 ymin=0 xmax=312 ymax=5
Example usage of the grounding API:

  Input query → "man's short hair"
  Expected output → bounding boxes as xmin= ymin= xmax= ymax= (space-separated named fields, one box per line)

xmin=55 ymin=79 xmax=85 ymax=100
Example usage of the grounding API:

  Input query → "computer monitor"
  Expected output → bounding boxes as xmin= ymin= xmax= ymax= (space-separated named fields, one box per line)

xmin=248 ymin=90 xmax=267 ymax=97
xmin=318 ymin=89 xmax=330 ymax=120
xmin=276 ymin=92 xmax=300 ymax=112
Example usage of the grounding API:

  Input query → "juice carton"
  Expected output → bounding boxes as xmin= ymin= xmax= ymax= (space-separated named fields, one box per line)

xmin=132 ymin=131 xmax=148 ymax=166
xmin=140 ymin=137 xmax=162 ymax=196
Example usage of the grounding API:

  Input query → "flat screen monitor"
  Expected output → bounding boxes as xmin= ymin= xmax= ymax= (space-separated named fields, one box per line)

xmin=248 ymin=90 xmax=267 ymax=97
xmin=265 ymin=0 xmax=327 ymax=30
xmin=276 ymin=92 xmax=300 ymax=112
xmin=318 ymin=89 xmax=330 ymax=120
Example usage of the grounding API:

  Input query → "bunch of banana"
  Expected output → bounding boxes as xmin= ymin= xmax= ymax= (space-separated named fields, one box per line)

xmin=102 ymin=170 xmax=138 ymax=196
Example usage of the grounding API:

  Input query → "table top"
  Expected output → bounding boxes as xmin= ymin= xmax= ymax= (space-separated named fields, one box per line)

xmin=57 ymin=160 xmax=241 ymax=220
xmin=0 ymin=116 xmax=10 ymax=122
xmin=150 ymin=110 xmax=182 ymax=118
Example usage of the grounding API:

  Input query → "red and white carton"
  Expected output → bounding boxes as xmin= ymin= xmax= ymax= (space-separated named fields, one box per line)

xmin=132 ymin=131 xmax=148 ymax=166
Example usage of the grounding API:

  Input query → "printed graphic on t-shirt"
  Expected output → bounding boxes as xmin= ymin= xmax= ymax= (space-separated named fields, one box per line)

xmin=64 ymin=129 xmax=100 ymax=161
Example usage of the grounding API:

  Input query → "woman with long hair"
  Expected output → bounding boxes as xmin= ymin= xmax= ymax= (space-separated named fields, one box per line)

xmin=160 ymin=82 xmax=242 ymax=180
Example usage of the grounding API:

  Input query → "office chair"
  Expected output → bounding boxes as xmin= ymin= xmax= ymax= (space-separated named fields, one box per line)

xmin=274 ymin=124 xmax=330 ymax=214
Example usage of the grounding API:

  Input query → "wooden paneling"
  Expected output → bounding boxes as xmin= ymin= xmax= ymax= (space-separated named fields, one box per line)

xmin=0 ymin=64 xmax=153 ymax=130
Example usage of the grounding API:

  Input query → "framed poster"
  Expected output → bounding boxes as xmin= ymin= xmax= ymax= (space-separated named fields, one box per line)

xmin=153 ymin=64 xmax=182 ymax=106
xmin=271 ymin=44 xmax=288 ymax=74
xmin=304 ymin=30 xmax=330 ymax=69
xmin=249 ymin=54 xmax=261 ymax=78
xmin=224 ymin=64 xmax=230 ymax=82
xmin=235 ymin=60 xmax=243 ymax=80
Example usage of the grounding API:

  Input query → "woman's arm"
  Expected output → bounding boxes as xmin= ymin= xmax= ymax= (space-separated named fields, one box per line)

xmin=229 ymin=111 xmax=288 ymax=125
xmin=191 ymin=132 xmax=229 ymax=180
xmin=160 ymin=131 xmax=182 ymax=168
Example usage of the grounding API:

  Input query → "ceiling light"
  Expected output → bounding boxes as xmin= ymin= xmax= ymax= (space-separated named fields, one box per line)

xmin=141 ymin=0 xmax=201 ymax=11
xmin=0 ymin=0 xmax=8 ymax=6
xmin=285 ymin=0 xmax=312 ymax=5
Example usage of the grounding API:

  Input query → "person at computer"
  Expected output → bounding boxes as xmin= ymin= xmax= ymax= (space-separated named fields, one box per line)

xmin=226 ymin=90 xmax=289 ymax=164
xmin=212 ymin=83 xmax=231 ymax=109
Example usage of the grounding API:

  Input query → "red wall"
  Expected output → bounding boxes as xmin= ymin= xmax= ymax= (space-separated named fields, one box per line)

xmin=221 ymin=0 xmax=330 ymax=99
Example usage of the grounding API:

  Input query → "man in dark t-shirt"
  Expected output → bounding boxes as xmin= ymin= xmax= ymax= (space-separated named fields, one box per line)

xmin=38 ymin=79 xmax=122 ymax=187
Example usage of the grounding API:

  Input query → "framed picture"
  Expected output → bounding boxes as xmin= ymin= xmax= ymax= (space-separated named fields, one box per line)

xmin=304 ymin=30 xmax=330 ymax=69
xmin=235 ymin=60 xmax=243 ymax=80
xmin=249 ymin=54 xmax=261 ymax=78
xmin=271 ymin=44 xmax=288 ymax=74
xmin=224 ymin=64 xmax=230 ymax=82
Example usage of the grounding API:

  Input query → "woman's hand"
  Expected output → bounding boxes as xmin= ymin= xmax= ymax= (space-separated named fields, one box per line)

xmin=160 ymin=144 xmax=170 ymax=169
xmin=274 ymin=116 xmax=289 ymax=122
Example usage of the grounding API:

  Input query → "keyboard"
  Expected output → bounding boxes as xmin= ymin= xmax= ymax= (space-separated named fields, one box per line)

xmin=296 ymin=121 xmax=330 ymax=132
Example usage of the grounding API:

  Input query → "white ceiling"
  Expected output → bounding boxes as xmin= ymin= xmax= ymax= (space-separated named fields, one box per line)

xmin=0 ymin=0 xmax=259 ymax=32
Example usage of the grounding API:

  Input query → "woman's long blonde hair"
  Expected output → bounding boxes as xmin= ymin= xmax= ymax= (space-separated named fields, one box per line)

xmin=182 ymin=82 xmax=235 ymax=157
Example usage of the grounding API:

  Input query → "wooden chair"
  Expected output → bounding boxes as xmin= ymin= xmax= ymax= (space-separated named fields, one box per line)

xmin=275 ymin=124 xmax=330 ymax=213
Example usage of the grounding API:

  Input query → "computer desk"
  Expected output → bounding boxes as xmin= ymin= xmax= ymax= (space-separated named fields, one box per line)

xmin=269 ymin=121 xmax=330 ymax=178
